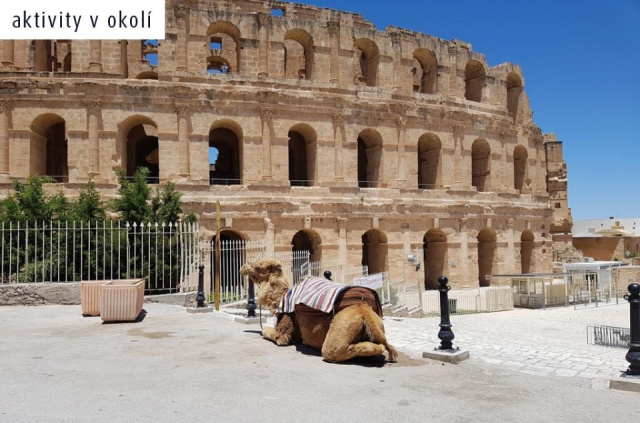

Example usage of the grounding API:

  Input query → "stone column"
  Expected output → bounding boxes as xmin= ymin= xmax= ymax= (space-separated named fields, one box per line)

xmin=447 ymin=45 xmax=458 ymax=96
xmin=459 ymin=218 xmax=469 ymax=285
xmin=259 ymin=107 xmax=274 ymax=180
xmin=175 ymin=104 xmax=191 ymax=178
xmin=175 ymin=5 xmax=189 ymax=72
xmin=327 ymin=21 xmax=340 ymax=83
xmin=331 ymin=111 xmax=344 ymax=181
xmin=338 ymin=218 xmax=348 ymax=266
xmin=257 ymin=13 xmax=271 ymax=78
xmin=89 ymin=41 xmax=102 ymax=72
xmin=2 ymin=41 xmax=15 ymax=67
xmin=506 ymin=219 xmax=516 ymax=273
xmin=452 ymin=124 xmax=464 ymax=187
xmin=499 ymin=131 xmax=509 ymax=190
xmin=0 ymin=100 xmax=13 ymax=177
xmin=84 ymin=101 xmax=102 ymax=178
xmin=390 ymin=31 xmax=403 ymax=92
xmin=264 ymin=216 xmax=275 ymax=256
xmin=395 ymin=114 xmax=407 ymax=184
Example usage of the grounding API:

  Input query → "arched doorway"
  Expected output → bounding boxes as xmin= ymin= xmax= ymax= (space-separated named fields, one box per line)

xmin=412 ymin=49 xmax=437 ymax=94
xmin=357 ymin=129 xmax=383 ymax=188
xmin=284 ymin=29 xmax=314 ymax=80
xmin=423 ymin=229 xmax=447 ymax=290
xmin=30 ymin=114 xmax=68 ymax=183
xmin=471 ymin=138 xmax=491 ymax=192
xmin=211 ymin=229 xmax=248 ymax=303
xmin=207 ymin=22 xmax=241 ymax=74
xmin=507 ymin=72 xmax=523 ymax=122
xmin=353 ymin=38 xmax=379 ymax=87
xmin=126 ymin=121 xmax=159 ymax=183
xmin=292 ymin=229 xmax=322 ymax=280
xmin=521 ymin=230 xmax=534 ymax=274
xmin=288 ymin=124 xmax=317 ymax=187
xmin=477 ymin=229 xmax=497 ymax=287
xmin=513 ymin=145 xmax=528 ymax=192
xmin=418 ymin=133 xmax=441 ymax=189
xmin=210 ymin=120 xmax=243 ymax=185
xmin=362 ymin=229 xmax=388 ymax=275
xmin=465 ymin=60 xmax=486 ymax=102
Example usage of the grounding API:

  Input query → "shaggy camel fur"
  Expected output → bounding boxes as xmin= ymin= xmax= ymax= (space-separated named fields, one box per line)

xmin=240 ymin=260 xmax=397 ymax=363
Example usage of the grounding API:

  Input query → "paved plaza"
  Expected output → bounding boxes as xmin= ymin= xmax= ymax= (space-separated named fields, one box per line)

xmin=0 ymin=302 xmax=638 ymax=422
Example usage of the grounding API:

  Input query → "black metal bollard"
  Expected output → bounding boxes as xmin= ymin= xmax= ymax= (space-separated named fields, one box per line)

xmin=437 ymin=276 xmax=455 ymax=351
xmin=624 ymin=283 xmax=640 ymax=376
xmin=324 ymin=270 xmax=332 ymax=281
xmin=246 ymin=277 xmax=257 ymax=318
xmin=196 ymin=265 xmax=206 ymax=308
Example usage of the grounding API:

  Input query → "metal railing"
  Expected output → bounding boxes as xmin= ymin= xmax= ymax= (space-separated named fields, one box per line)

xmin=417 ymin=183 xmax=437 ymax=190
xmin=289 ymin=180 xmax=312 ymax=187
xmin=0 ymin=221 xmax=201 ymax=294
xmin=587 ymin=324 xmax=631 ymax=348
xmin=123 ymin=175 xmax=160 ymax=184
xmin=210 ymin=178 xmax=242 ymax=186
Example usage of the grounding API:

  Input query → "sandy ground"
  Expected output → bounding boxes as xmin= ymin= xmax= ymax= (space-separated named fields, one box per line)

xmin=0 ymin=303 xmax=638 ymax=423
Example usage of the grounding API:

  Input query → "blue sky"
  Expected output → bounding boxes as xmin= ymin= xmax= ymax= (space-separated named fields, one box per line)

xmin=300 ymin=0 xmax=640 ymax=220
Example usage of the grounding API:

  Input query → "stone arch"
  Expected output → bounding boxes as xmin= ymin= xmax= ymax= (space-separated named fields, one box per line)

xmin=423 ymin=229 xmax=447 ymax=290
xmin=292 ymin=229 xmax=322 ymax=263
xmin=507 ymin=72 xmax=523 ymax=122
xmin=521 ymin=230 xmax=534 ymax=274
xmin=471 ymin=138 xmax=491 ymax=192
xmin=465 ymin=60 xmax=486 ymax=102
xmin=30 ymin=114 xmax=68 ymax=182
xmin=142 ymin=40 xmax=158 ymax=66
xmin=284 ymin=29 xmax=314 ymax=80
xmin=207 ymin=55 xmax=231 ymax=74
xmin=412 ymin=49 xmax=438 ymax=94
xmin=207 ymin=21 xmax=241 ymax=74
xmin=418 ymin=133 xmax=441 ymax=189
xmin=477 ymin=229 xmax=497 ymax=287
xmin=353 ymin=38 xmax=379 ymax=87
xmin=136 ymin=71 xmax=159 ymax=80
xmin=362 ymin=229 xmax=388 ymax=275
xmin=119 ymin=115 xmax=160 ymax=183
xmin=209 ymin=119 xmax=243 ymax=185
xmin=357 ymin=129 xmax=383 ymax=188
xmin=32 ymin=40 xmax=53 ymax=72
xmin=513 ymin=145 xmax=528 ymax=192
xmin=288 ymin=123 xmax=318 ymax=186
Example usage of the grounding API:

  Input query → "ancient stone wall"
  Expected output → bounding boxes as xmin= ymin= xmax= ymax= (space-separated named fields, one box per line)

xmin=0 ymin=0 xmax=572 ymax=288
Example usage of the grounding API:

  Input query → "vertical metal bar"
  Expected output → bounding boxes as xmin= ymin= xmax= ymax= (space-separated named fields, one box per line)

xmin=80 ymin=221 xmax=84 ymax=281
xmin=147 ymin=222 xmax=151 ymax=284
xmin=15 ymin=221 xmax=19 ymax=283
xmin=110 ymin=221 xmax=113 ymax=280
xmin=8 ymin=222 xmax=11 ymax=283
xmin=154 ymin=223 xmax=158 ymax=292
xmin=24 ymin=221 xmax=28 ymax=282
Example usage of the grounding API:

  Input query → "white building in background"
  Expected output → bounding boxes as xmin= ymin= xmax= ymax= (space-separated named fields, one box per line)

xmin=573 ymin=218 xmax=640 ymax=237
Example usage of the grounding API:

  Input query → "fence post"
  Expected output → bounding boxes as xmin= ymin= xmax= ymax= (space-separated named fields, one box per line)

xmin=196 ymin=265 xmax=206 ymax=308
xmin=624 ymin=283 xmax=640 ymax=376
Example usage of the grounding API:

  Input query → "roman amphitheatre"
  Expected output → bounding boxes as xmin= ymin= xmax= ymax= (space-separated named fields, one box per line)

xmin=0 ymin=0 xmax=574 ymax=289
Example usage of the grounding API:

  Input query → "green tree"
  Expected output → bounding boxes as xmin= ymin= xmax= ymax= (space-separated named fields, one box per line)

xmin=112 ymin=168 xmax=152 ymax=224
xmin=9 ymin=175 xmax=55 ymax=222
xmin=70 ymin=180 xmax=106 ymax=221
xmin=152 ymin=181 xmax=183 ymax=223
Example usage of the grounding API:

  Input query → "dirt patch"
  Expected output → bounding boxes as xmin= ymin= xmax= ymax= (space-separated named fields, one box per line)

xmin=127 ymin=328 xmax=175 ymax=339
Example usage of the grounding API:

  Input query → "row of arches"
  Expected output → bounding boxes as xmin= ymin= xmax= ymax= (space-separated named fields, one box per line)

xmin=218 ymin=227 xmax=537 ymax=289
xmin=26 ymin=114 xmax=531 ymax=190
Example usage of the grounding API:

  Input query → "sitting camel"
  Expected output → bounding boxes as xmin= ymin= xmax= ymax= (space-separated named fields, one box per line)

xmin=240 ymin=260 xmax=397 ymax=363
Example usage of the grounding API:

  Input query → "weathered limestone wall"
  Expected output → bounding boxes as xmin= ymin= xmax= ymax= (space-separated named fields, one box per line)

xmin=573 ymin=237 xmax=640 ymax=261
xmin=0 ymin=283 xmax=80 ymax=306
xmin=0 ymin=0 xmax=571 ymax=289
xmin=612 ymin=266 xmax=640 ymax=291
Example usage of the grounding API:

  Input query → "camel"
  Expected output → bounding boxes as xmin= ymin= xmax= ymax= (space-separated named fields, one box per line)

xmin=240 ymin=259 xmax=397 ymax=363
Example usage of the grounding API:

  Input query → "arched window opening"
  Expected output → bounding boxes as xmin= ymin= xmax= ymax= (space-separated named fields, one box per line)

xmin=30 ymin=114 xmax=68 ymax=183
xmin=209 ymin=123 xmax=242 ymax=185
xmin=418 ymin=133 xmax=441 ymax=189
xmin=56 ymin=41 xmax=72 ymax=72
xmin=126 ymin=123 xmax=159 ymax=184
xmin=357 ymin=129 xmax=383 ymax=188
xmin=413 ymin=49 xmax=438 ymax=94
xmin=207 ymin=56 xmax=231 ymax=74
xmin=284 ymin=29 xmax=314 ymax=80
xmin=472 ymin=138 xmax=491 ymax=192
xmin=292 ymin=230 xmax=322 ymax=280
xmin=142 ymin=40 xmax=158 ymax=66
xmin=521 ymin=230 xmax=534 ymax=274
xmin=513 ymin=145 xmax=528 ymax=192
xmin=507 ymin=72 xmax=523 ymax=122
xmin=206 ymin=22 xmax=241 ymax=74
xmin=465 ymin=60 xmax=486 ymax=102
xmin=423 ymin=229 xmax=447 ymax=290
xmin=362 ymin=230 xmax=388 ymax=275
xmin=477 ymin=229 xmax=497 ymax=287
xmin=33 ymin=40 xmax=53 ymax=72
xmin=136 ymin=71 xmax=158 ymax=80
xmin=353 ymin=38 xmax=379 ymax=87
xmin=288 ymin=124 xmax=317 ymax=187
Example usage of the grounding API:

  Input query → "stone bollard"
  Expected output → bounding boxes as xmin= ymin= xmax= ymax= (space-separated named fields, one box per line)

xmin=624 ymin=283 xmax=640 ymax=376
xmin=196 ymin=265 xmax=206 ymax=308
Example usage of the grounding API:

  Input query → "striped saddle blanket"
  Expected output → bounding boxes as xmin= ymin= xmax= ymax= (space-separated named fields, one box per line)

xmin=280 ymin=276 xmax=382 ymax=317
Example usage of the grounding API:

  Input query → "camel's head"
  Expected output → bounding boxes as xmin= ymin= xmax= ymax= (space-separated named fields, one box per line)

xmin=240 ymin=260 xmax=290 ymax=313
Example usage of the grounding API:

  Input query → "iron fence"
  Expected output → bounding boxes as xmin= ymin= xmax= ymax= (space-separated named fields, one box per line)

xmin=587 ymin=324 xmax=631 ymax=348
xmin=0 ymin=221 xmax=201 ymax=294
